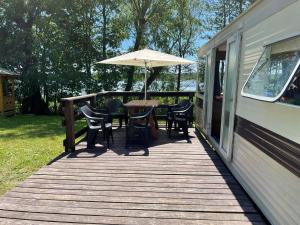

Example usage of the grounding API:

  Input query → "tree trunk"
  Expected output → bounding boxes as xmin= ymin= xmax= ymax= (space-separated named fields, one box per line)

xmin=125 ymin=23 xmax=145 ymax=91
xmin=239 ymin=0 xmax=244 ymax=14
xmin=141 ymin=67 xmax=163 ymax=91
xmin=125 ymin=1 xmax=148 ymax=91
xmin=41 ymin=47 xmax=49 ymax=108
xmin=102 ymin=0 xmax=107 ymax=78
xmin=223 ymin=0 xmax=226 ymax=28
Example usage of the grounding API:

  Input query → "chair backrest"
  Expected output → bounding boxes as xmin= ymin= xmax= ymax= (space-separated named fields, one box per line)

xmin=105 ymin=98 xmax=123 ymax=113
xmin=173 ymin=101 xmax=193 ymax=117
xmin=143 ymin=107 xmax=153 ymax=126
xmin=80 ymin=105 xmax=99 ymax=128
xmin=129 ymin=107 xmax=154 ymax=127
xmin=178 ymin=99 xmax=190 ymax=108
xmin=80 ymin=105 xmax=94 ymax=118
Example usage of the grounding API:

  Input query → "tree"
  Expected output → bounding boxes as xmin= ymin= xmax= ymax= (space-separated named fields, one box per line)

xmin=123 ymin=0 xmax=168 ymax=92
xmin=203 ymin=0 xmax=256 ymax=35
xmin=0 ymin=0 xmax=49 ymax=114
xmin=93 ymin=0 xmax=128 ymax=91
xmin=0 ymin=0 xmax=127 ymax=113
xmin=171 ymin=0 xmax=202 ymax=91
xmin=144 ymin=0 xmax=202 ymax=92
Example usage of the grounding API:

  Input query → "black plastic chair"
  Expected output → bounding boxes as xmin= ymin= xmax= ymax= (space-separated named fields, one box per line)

xmin=167 ymin=101 xmax=193 ymax=139
xmin=80 ymin=105 xmax=113 ymax=149
xmin=166 ymin=99 xmax=193 ymax=129
xmin=155 ymin=104 xmax=169 ymax=128
xmin=105 ymin=99 xmax=128 ymax=128
xmin=125 ymin=107 xmax=154 ymax=148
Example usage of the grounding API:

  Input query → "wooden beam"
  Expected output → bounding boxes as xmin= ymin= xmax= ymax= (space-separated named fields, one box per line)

xmin=63 ymin=100 xmax=75 ymax=152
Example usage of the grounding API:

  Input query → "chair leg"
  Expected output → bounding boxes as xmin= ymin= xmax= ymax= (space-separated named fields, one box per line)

xmin=87 ymin=129 xmax=98 ymax=149
xmin=125 ymin=127 xmax=129 ymax=149
xmin=119 ymin=118 xmax=122 ymax=128
xmin=144 ymin=132 xmax=149 ymax=148
xmin=102 ymin=130 xmax=106 ymax=140
xmin=183 ymin=123 xmax=189 ymax=139
xmin=111 ymin=129 xmax=114 ymax=143
xmin=174 ymin=121 xmax=178 ymax=130
xmin=106 ymin=127 xmax=113 ymax=148
xmin=144 ymin=128 xmax=151 ymax=148
xmin=167 ymin=120 xmax=173 ymax=137
xmin=107 ymin=134 xmax=110 ymax=148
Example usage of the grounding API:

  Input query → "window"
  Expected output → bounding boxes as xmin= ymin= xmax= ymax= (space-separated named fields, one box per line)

xmin=280 ymin=70 xmax=300 ymax=106
xmin=242 ymin=37 xmax=300 ymax=103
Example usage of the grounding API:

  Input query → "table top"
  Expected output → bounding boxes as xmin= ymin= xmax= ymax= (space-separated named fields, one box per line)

xmin=124 ymin=100 xmax=160 ymax=108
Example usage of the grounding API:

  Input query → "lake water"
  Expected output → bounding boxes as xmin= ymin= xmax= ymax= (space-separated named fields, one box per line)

xmin=117 ymin=80 xmax=197 ymax=92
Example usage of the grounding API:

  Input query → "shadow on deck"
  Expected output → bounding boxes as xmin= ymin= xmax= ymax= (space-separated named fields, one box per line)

xmin=0 ymin=128 xmax=267 ymax=225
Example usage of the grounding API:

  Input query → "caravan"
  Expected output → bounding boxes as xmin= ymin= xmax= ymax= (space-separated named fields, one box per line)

xmin=195 ymin=0 xmax=300 ymax=224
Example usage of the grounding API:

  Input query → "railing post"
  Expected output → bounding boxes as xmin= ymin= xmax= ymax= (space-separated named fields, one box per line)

xmin=189 ymin=92 xmax=194 ymax=102
xmin=64 ymin=100 xmax=75 ymax=152
xmin=90 ymin=94 xmax=97 ymax=107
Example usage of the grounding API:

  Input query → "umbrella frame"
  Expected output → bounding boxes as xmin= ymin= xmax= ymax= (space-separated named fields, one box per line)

xmin=144 ymin=61 xmax=148 ymax=100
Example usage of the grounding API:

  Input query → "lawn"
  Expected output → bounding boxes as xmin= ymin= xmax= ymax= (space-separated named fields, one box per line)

xmin=0 ymin=115 xmax=75 ymax=196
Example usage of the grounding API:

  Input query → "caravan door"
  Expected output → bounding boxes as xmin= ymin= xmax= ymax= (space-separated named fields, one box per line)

xmin=203 ymin=49 xmax=215 ymax=135
xmin=220 ymin=34 xmax=241 ymax=160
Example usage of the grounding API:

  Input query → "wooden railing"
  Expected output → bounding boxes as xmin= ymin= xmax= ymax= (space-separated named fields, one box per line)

xmin=61 ymin=91 xmax=195 ymax=152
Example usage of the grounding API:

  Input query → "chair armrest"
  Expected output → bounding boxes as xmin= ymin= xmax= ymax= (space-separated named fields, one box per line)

xmin=168 ymin=104 xmax=179 ymax=108
xmin=130 ymin=115 xmax=148 ymax=120
xmin=171 ymin=106 xmax=186 ymax=111
xmin=172 ymin=109 xmax=187 ymax=114
xmin=85 ymin=115 xmax=105 ymax=122
xmin=88 ymin=124 xmax=103 ymax=130
xmin=92 ymin=111 xmax=108 ymax=117
xmin=173 ymin=104 xmax=192 ymax=113
xmin=94 ymin=108 xmax=108 ymax=114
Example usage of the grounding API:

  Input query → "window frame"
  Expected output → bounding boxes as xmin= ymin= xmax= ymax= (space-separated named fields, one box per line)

xmin=241 ymin=46 xmax=300 ymax=102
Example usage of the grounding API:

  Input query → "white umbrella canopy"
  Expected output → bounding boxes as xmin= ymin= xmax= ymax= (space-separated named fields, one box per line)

xmin=98 ymin=48 xmax=194 ymax=67
xmin=97 ymin=48 xmax=195 ymax=99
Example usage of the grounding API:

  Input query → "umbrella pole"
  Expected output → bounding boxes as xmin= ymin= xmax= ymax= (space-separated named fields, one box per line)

xmin=144 ymin=62 xmax=147 ymax=100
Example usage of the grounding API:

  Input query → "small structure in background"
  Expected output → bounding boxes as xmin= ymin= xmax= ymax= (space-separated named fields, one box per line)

xmin=0 ymin=68 xmax=18 ymax=116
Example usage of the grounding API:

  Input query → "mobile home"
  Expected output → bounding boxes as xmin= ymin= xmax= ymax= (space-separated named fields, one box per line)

xmin=195 ymin=0 xmax=300 ymax=224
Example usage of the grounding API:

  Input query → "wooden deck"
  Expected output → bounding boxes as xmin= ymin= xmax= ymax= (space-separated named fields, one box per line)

xmin=0 ymin=128 xmax=266 ymax=225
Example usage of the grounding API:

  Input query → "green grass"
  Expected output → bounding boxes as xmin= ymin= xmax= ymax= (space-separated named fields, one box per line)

xmin=0 ymin=115 xmax=84 ymax=196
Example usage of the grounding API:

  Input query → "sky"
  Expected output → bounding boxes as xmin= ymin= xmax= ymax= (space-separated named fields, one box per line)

xmin=120 ymin=37 xmax=209 ymax=62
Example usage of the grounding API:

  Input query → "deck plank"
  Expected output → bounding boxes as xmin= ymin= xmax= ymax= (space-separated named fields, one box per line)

xmin=0 ymin=128 xmax=266 ymax=224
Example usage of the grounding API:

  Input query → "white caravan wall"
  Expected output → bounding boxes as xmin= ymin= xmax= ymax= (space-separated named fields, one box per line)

xmin=231 ymin=1 xmax=300 ymax=225
xmin=232 ymin=135 xmax=300 ymax=225
xmin=236 ymin=0 xmax=300 ymax=144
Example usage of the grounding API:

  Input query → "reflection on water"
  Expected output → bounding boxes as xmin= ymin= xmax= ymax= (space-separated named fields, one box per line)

xmin=180 ymin=80 xmax=197 ymax=91
xmin=117 ymin=80 xmax=196 ymax=91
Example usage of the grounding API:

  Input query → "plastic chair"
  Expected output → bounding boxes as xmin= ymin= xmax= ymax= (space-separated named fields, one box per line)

xmin=125 ymin=107 xmax=154 ymax=148
xmin=167 ymin=101 xmax=193 ymax=139
xmin=80 ymin=105 xmax=113 ymax=149
xmin=105 ymin=98 xmax=128 ymax=128
xmin=166 ymin=99 xmax=193 ymax=129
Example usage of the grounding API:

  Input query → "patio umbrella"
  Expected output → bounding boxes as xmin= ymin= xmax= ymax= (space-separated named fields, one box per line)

xmin=97 ymin=48 xmax=195 ymax=100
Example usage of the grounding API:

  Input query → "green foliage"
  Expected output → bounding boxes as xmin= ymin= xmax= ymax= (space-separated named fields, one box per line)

xmin=202 ymin=0 xmax=256 ymax=37
xmin=0 ymin=0 xmax=255 ymax=114
xmin=0 ymin=0 xmax=128 ymax=113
